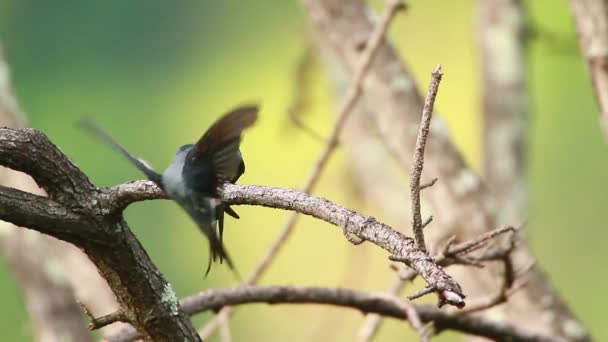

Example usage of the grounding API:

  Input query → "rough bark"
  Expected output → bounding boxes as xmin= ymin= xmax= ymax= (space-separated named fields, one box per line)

xmin=0 ymin=127 xmax=201 ymax=341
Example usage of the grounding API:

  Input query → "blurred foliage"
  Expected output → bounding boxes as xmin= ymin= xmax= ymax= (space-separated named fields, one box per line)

xmin=0 ymin=0 xmax=606 ymax=341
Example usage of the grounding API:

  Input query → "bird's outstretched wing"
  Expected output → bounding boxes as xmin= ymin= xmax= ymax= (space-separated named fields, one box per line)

xmin=184 ymin=104 xmax=258 ymax=184
xmin=183 ymin=105 xmax=257 ymax=277
xmin=80 ymin=119 xmax=163 ymax=187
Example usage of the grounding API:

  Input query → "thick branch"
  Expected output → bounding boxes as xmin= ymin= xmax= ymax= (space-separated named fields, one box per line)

xmin=0 ymin=128 xmax=95 ymax=204
xmin=0 ymin=128 xmax=200 ymax=341
xmin=0 ymin=185 xmax=84 ymax=241
xmin=0 ymin=43 xmax=116 ymax=341
xmin=108 ymin=286 xmax=564 ymax=342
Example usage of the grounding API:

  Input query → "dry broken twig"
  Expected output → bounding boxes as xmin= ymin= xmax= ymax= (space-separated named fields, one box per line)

xmin=358 ymin=225 xmax=519 ymax=341
xmin=409 ymin=65 xmax=443 ymax=252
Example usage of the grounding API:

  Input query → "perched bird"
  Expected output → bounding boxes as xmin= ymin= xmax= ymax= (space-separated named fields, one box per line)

xmin=83 ymin=105 xmax=258 ymax=275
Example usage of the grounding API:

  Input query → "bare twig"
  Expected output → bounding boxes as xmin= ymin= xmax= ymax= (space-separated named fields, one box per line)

xmin=419 ymin=177 xmax=438 ymax=191
xmin=198 ymin=0 xmax=407 ymax=338
xmin=79 ymin=302 xmax=130 ymax=331
xmin=444 ymin=225 xmax=516 ymax=257
xmin=106 ymin=285 xmax=565 ymax=342
xmin=456 ymin=238 xmax=532 ymax=316
xmin=406 ymin=286 xmax=436 ymax=301
xmin=410 ymin=65 xmax=443 ymax=251
xmin=357 ymin=225 xmax=517 ymax=340
xmin=421 ymin=215 xmax=433 ymax=229
xmin=286 ymin=46 xmax=327 ymax=144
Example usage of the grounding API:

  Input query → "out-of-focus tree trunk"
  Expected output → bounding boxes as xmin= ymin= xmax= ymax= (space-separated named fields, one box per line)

xmin=0 ymin=45 xmax=125 ymax=341
xmin=479 ymin=0 xmax=528 ymax=222
xmin=476 ymin=2 xmax=588 ymax=341
xmin=569 ymin=0 xmax=608 ymax=139
xmin=303 ymin=0 xmax=590 ymax=340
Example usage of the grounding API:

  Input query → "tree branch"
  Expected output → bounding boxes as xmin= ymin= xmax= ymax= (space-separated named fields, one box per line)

xmin=106 ymin=285 xmax=565 ymax=342
xmin=410 ymin=65 xmax=443 ymax=252
xmin=0 ymin=128 xmax=200 ymax=341
xmin=0 ymin=185 xmax=84 ymax=240
xmin=0 ymin=128 xmax=96 ymax=204
xmin=108 ymin=179 xmax=465 ymax=306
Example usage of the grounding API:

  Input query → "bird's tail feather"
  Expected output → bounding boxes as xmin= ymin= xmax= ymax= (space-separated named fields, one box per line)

xmin=206 ymin=230 xmax=240 ymax=280
xmin=192 ymin=200 xmax=240 ymax=280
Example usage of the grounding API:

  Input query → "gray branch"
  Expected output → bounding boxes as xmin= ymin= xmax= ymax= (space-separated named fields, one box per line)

xmin=107 ymin=285 xmax=565 ymax=342
xmin=111 ymin=180 xmax=465 ymax=306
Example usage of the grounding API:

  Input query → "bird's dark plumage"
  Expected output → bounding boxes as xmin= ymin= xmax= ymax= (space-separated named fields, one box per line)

xmin=82 ymin=104 xmax=258 ymax=276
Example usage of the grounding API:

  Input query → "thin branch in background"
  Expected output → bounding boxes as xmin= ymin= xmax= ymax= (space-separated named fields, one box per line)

xmin=219 ymin=319 xmax=232 ymax=342
xmin=198 ymin=0 xmax=407 ymax=338
xmin=286 ymin=46 xmax=327 ymax=144
xmin=443 ymin=225 xmax=517 ymax=258
xmin=357 ymin=276 xmax=405 ymax=342
xmin=106 ymin=285 xmax=566 ymax=342
xmin=399 ymin=300 xmax=429 ymax=342
xmin=569 ymin=0 xmax=608 ymax=140
xmin=410 ymin=65 xmax=443 ymax=252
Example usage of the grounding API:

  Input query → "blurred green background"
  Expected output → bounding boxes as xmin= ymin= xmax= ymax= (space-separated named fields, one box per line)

xmin=0 ymin=0 xmax=606 ymax=341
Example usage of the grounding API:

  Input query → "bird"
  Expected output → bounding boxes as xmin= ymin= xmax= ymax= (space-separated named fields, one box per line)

xmin=82 ymin=104 xmax=258 ymax=275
